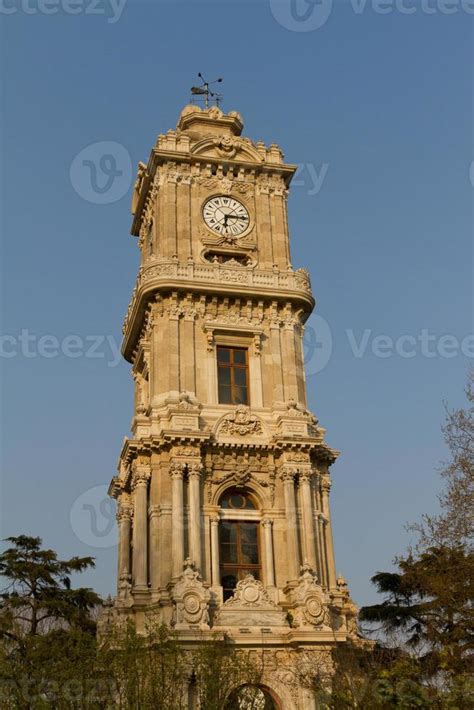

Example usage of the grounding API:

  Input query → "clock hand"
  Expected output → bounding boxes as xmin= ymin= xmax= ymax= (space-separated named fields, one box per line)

xmin=226 ymin=214 xmax=248 ymax=221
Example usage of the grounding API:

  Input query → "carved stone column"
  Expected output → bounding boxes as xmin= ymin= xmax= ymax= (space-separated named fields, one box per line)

xmin=149 ymin=504 xmax=161 ymax=591
xmin=262 ymin=518 xmax=276 ymax=587
xmin=299 ymin=472 xmax=317 ymax=573
xmin=131 ymin=469 xmax=150 ymax=590
xmin=314 ymin=510 xmax=324 ymax=584
xmin=281 ymin=315 xmax=299 ymax=403
xmin=321 ymin=475 xmax=337 ymax=588
xmin=188 ymin=463 xmax=202 ymax=572
xmin=269 ymin=313 xmax=285 ymax=407
xmin=170 ymin=462 xmax=185 ymax=579
xmin=116 ymin=494 xmax=132 ymax=587
xmin=281 ymin=468 xmax=300 ymax=582
xmin=210 ymin=516 xmax=220 ymax=586
xmin=318 ymin=514 xmax=328 ymax=588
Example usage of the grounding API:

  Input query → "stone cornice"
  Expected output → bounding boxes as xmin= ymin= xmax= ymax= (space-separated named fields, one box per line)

xmin=122 ymin=261 xmax=313 ymax=362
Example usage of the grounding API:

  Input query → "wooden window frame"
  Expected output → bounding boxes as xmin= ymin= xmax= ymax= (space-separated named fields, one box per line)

xmin=219 ymin=519 xmax=261 ymax=600
xmin=217 ymin=345 xmax=250 ymax=406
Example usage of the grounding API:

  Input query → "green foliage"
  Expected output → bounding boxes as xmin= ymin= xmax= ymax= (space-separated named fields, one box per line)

xmin=359 ymin=544 xmax=473 ymax=677
xmin=192 ymin=636 xmax=264 ymax=710
xmin=0 ymin=536 xmax=103 ymax=708
xmin=0 ymin=535 xmax=101 ymax=636
xmin=100 ymin=619 xmax=189 ymax=709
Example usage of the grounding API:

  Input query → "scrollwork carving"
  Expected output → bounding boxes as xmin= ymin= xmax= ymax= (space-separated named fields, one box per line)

xmin=218 ymin=406 xmax=263 ymax=437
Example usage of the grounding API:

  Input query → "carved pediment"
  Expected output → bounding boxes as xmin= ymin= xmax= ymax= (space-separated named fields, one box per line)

xmin=214 ymin=575 xmax=287 ymax=628
xmin=190 ymin=135 xmax=264 ymax=163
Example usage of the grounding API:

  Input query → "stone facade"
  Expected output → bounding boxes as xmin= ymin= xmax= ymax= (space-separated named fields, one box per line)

xmin=101 ymin=104 xmax=358 ymax=709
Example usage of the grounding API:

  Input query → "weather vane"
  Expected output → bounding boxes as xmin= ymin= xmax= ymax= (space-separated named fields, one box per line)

xmin=190 ymin=73 xmax=223 ymax=108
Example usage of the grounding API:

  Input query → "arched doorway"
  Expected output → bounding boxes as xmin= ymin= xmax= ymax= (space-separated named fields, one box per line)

xmin=219 ymin=489 xmax=261 ymax=601
xmin=225 ymin=684 xmax=276 ymax=710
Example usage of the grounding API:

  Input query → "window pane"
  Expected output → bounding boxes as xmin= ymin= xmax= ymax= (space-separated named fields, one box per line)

xmin=220 ymin=522 xmax=237 ymax=541
xmin=239 ymin=569 xmax=260 ymax=581
xmin=241 ymin=544 xmax=259 ymax=565
xmin=234 ymin=368 xmax=248 ymax=386
xmin=234 ymin=386 xmax=248 ymax=405
xmin=221 ymin=544 xmax=238 ymax=564
xmin=240 ymin=524 xmax=258 ymax=544
xmin=218 ymin=385 xmax=232 ymax=404
xmin=232 ymin=349 xmax=246 ymax=365
xmin=217 ymin=348 xmax=230 ymax=363
xmin=218 ymin=367 xmax=231 ymax=385
xmin=220 ymin=490 xmax=256 ymax=510
xmin=222 ymin=573 xmax=238 ymax=601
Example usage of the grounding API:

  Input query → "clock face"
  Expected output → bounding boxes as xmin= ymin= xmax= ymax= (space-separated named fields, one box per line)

xmin=202 ymin=196 xmax=250 ymax=237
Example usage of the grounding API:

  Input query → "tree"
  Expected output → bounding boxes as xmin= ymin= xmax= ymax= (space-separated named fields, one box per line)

xmin=0 ymin=535 xmax=101 ymax=636
xmin=359 ymin=545 xmax=473 ymax=680
xmin=0 ymin=536 xmax=102 ymax=708
xmin=355 ymin=377 xmax=474 ymax=708
xmin=192 ymin=636 xmax=264 ymax=710
xmin=100 ymin=619 xmax=189 ymax=709
xmin=413 ymin=372 xmax=474 ymax=549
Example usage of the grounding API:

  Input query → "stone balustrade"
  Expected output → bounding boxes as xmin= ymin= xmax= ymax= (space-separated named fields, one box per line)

xmin=122 ymin=259 xmax=313 ymax=336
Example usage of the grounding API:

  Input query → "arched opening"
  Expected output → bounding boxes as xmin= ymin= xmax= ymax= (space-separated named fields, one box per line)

xmin=225 ymin=684 xmax=277 ymax=710
xmin=219 ymin=489 xmax=261 ymax=601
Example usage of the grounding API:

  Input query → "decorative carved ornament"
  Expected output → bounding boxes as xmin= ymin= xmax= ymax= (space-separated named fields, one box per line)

xmin=214 ymin=574 xmax=287 ymax=628
xmin=171 ymin=559 xmax=210 ymax=629
xmin=290 ymin=564 xmax=329 ymax=628
xmin=218 ymin=406 xmax=264 ymax=437
xmin=222 ymin=575 xmax=275 ymax=608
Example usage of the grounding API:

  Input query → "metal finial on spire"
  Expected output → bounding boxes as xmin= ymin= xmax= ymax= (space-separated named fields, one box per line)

xmin=190 ymin=73 xmax=223 ymax=108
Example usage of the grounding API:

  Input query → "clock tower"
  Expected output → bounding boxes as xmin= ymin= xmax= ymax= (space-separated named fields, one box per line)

xmin=102 ymin=104 xmax=358 ymax=709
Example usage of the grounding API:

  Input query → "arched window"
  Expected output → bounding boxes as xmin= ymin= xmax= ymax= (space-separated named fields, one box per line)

xmin=219 ymin=489 xmax=261 ymax=601
xmin=225 ymin=685 xmax=276 ymax=710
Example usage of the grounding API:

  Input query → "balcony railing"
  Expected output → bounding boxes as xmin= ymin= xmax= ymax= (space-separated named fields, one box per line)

xmin=122 ymin=259 xmax=312 ymax=335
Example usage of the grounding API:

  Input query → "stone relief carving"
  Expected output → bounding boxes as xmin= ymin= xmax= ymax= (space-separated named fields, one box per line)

xmin=218 ymin=406 xmax=264 ymax=437
xmin=213 ymin=466 xmax=252 ymax=488
xmin=286 ymin=399 xmax=319 ymax=425
xmin=131 ymin=161 xmax=147 ymax=215
xmin=171 ymin=559 xmax=210 ymax=630
xmin=214 ymin=575 xmax=287 ymax=628
xmin=175 ymin=392 xmax=198 ymax=410
xmin=117 ymin=573 xmax=133 ymax=607
xmin=289 ymin=564 xmax=329 ymax=629
xmin=213 ymin=135 xmax=240 ymax=159
xmin=222 ymin=575 xmax=274 ymax=608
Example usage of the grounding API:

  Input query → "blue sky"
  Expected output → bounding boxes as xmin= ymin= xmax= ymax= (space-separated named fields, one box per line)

xmin=1 ymin=0 xmax=472 ymax=606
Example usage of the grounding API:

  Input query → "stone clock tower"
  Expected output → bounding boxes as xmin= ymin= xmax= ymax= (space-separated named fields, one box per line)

xmin=102 ymin=104 xmax=358 ymax=709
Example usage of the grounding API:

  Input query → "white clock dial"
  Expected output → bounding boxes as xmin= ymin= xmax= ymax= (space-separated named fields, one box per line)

xmin=202 ymin=196 xmax=250 ymax=237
